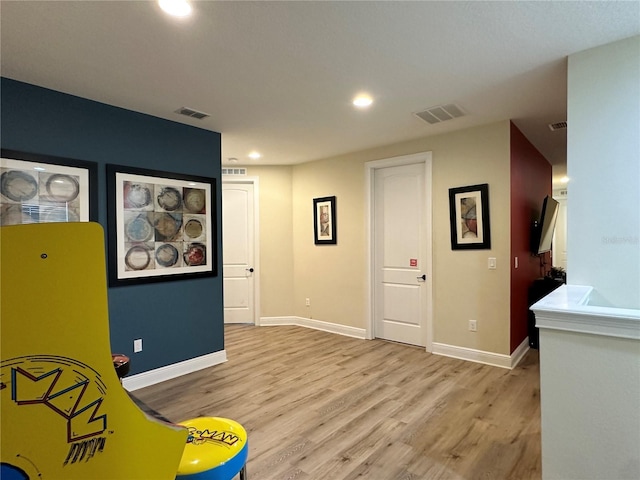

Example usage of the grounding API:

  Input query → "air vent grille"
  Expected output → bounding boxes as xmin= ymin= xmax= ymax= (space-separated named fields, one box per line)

xmin=414 ymin=104 xmax=465 ymax=125
xmin=548 ymin=121 xmax=567 ymax=131
xmin=175 ymin=107 xmax=210 ymax=120
xmin=222 ymin=168 xmax=247 ymax=176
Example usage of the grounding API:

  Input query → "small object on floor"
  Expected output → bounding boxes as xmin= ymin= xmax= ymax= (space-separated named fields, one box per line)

xmin=176 ymin=416 xmax=248 ymax=480
xmin=112 ymin=353 xmax=130 ymax=379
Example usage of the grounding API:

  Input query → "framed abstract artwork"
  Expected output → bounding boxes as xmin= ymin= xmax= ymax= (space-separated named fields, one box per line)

xmin=106 ymin=164 xmax=217 ymax=286
xmin=1 ymin=149 xmax=98 ymax=225
xmin=313 ymin=196 xmax=337 ymax=245
xmin=448 ymin=183 xmax=491 ymax=250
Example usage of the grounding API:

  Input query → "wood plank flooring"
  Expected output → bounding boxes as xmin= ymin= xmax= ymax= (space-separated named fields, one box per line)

xmin=134 ymin=325 xmax=541 ymax=480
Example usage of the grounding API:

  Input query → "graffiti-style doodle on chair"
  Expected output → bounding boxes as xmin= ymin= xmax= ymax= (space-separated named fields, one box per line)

xmin=1 ymin=354 xmax=109 ymax=466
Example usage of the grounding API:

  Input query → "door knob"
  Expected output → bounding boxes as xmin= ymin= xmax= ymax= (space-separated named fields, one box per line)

xmin=246 ymin=268 xmax=254 ymax=273
xmin=417 ymin=274 xmax=426 ymax=281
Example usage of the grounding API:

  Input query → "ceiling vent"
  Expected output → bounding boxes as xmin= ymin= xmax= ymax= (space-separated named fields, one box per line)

xmin=414 ymin=104 xmax=465 ymax=125
xmin=175 ymin=106 xmax=210 ymax=120
xmin=548 ymin=121 xmax=567 ymax=131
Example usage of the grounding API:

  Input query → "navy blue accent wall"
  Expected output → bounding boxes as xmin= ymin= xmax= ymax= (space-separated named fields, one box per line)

xmin=1 ymin=78 xmax=224 ymax=375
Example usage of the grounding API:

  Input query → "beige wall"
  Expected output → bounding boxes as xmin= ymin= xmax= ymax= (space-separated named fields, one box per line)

xmin=244 ymin=166 xmax=295 ymax=317
xmin=247 ymin=120 xmax=512 ymax=355
xmin=292 ymin=154 xmax=368 ymax=328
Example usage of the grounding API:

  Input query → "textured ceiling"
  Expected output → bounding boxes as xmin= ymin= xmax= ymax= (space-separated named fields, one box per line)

xmin=2 ymin=1 xmax=639 ymax=184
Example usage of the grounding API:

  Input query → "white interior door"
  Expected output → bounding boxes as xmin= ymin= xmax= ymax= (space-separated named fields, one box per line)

xmin=222 ymin=181 xmax=257 ymax=324
xmin=373 ymin=160 xmax=431 ymax=347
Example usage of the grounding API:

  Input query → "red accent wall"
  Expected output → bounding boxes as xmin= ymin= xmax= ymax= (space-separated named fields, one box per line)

xmin=510 ymin=122 xmax=552 ymax=353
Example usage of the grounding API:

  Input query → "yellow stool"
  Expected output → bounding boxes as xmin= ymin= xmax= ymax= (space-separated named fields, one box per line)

xmin=176 ymin=417 xmax=248 ymax=480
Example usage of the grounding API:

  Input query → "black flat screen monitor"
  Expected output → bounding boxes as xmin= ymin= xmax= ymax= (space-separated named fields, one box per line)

xmin=535 ymin=195 xmax=560 ymax=254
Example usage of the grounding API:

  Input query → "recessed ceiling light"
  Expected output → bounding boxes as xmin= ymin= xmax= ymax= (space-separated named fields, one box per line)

xmin=228 ymin=158 xmax=239 ymax=163
xmin=560 ymin=176 xmax=570 ymax=184
xmin=158 ymin=0 xmax=192 ymax=17
xmin=353 ymin=94 xmax=373 ymax=108
xmin=248 ymin=151 xmax=261 ymax=159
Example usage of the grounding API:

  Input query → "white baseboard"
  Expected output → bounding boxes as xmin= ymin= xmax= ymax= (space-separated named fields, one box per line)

xmin=260 ymin=316 xmax=367 ymax=340
xmin=432 ymin=337 xmax=530 ymax=370
xmin=123 ymin=350 xmax=227 ymax=392
xmin=509 ymin=337 xmax=531 ymax=369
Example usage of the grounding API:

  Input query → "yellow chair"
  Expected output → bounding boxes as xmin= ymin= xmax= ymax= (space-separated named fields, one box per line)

xmin=1 ymin=223 xmax=188 ymax=479
xmin=176 ymin=416 xmax=248 ymax=480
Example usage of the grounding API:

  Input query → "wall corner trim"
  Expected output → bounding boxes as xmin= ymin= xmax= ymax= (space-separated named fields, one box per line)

xmin=123 ymin=350 xmax=227 ymax=391
xmin=432 ymin=338 xmax=529 ymax=370
xmin=510 ymin=336 xmax=531 ymax=369
xmin=260 ymin=316 xmax=367 ymax=340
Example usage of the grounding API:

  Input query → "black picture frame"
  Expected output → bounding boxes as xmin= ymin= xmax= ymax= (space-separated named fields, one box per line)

xmin=448 ymin=183 xmax=491 ymax=250
xmin=1 ymin=148 xmax=98 ymax=224
xmin=313 ymin=196 xmax=337 ymax=245
xmin=106 ymin=164 xmax=217 ymax=287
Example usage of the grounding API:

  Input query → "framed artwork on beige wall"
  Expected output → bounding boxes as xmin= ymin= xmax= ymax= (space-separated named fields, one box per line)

xmin=313 ymin=196 xmax=337 ymax=245
xmin=448 ymin=183 xmax=491 ymax=250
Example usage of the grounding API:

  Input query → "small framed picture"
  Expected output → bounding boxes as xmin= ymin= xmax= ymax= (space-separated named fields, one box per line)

xmin=106 ymin=164 xmax=217 ymax=286
xmin=313 ymin=196 xmax=337 ymax=245
xmin=448 ymin=183 xmax=491 ymax=250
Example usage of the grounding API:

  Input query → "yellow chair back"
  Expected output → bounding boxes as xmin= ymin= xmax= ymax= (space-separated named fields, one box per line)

xmin=1 ymin=222 xmax=187 ymax=479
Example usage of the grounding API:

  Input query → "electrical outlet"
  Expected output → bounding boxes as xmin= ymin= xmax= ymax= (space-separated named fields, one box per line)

xmin=134 ymin=338 xmax=143 ymax=353
xmin=469 ymin=320 xmax=477 ymax=332
xmin=305 ymin=298 xmax=311 ymax=307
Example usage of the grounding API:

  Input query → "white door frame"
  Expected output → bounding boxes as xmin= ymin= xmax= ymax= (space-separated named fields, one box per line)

xmin=365 ymin=152 xmax=433 ymax=352
xmin=222 ymin=176 xmax=261 ymax=325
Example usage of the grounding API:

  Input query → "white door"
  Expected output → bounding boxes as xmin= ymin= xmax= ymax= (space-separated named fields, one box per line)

xmin=373 ymin=159 xmax=431 ymax=347
xmin=222 ymin=181 xmax=257 ymax=324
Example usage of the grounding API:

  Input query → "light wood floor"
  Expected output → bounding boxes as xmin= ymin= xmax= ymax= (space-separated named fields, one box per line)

xmin=134 ymin=325 xmax=541 ymax=480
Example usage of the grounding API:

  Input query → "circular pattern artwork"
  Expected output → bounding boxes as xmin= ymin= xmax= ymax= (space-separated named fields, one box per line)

xmin=157 ymin=186 xmax=182 ymax=211
xmin=184 ymin=218 xmax=203 ymax=239
xmin=153 ymin=212 xmax=183 ymax=241
xmin=1 ymin=170 xmax=38 ymax=202
xmin=44 ymin=174 xmax=80 ymax=202
xmin=184 ymin=188 xmax=206 ymax=213
xmin=124 ymin=245 xmax=152 ymax=270
xmin=125 ymin=215 xmax=154 ymax=242
xmin=184 ymin=243 xmax=206 ymax=266
xmin=116 ymin=172 xmax=212 ymax=280
xmin=1 ymin=165 xmax=85 ymax=226
xmin=124 ymin=183 xmax=152 ymax=209
xmin=0 ymin=204 xmax=38 ymax=225
xmin=155 ymin=243 xmax=180 ymax=267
